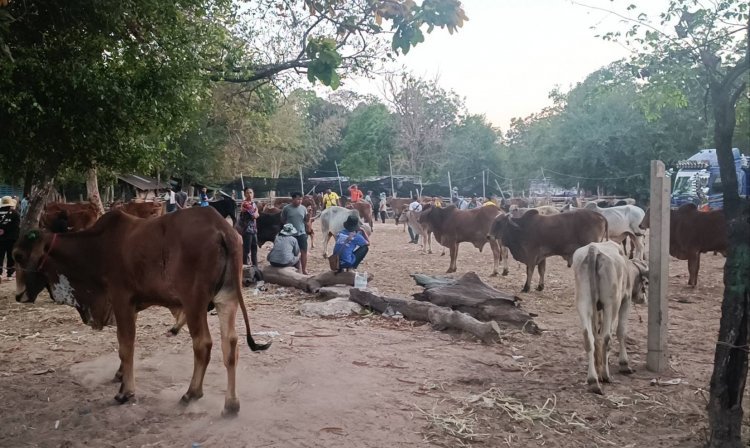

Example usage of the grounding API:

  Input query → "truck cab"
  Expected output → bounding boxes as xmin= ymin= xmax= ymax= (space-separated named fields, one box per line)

xmin=671 ymin=148 xmax=749 ymax=210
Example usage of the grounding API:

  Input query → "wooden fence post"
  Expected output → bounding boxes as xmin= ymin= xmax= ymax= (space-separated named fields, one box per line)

xmin=647 ymin=160 xmax=670 ymax=372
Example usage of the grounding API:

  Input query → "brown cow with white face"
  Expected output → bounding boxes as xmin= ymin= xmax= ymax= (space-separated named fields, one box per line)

xmin=13 ymin=207 xmax=270 ymax=416
xmin=488 ymin=209 xmax=608 ymax=292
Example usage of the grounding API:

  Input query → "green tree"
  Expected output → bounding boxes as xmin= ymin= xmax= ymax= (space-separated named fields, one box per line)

xmin=339 ymin=103 xmax=394 ymax=178
xmin=591 ymin=1 xmax=748 ymax=444
xmin=441 ymin=114 xmax=503 ymax=188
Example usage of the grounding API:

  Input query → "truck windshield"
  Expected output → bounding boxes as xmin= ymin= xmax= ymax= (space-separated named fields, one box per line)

xmin=673 ymin=175 xmax=694 ymax=195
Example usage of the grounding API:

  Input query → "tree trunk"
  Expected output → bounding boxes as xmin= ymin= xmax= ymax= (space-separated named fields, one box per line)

xmin=411 ymin=272 xmax=540 ymax=333
xmin=20 ymin=178 xmax=55 ymax=234
xmin=706 ymin=82 xmax=750 ymax=447
xmin=22 ymin=165 xmax=34 ymax=197
xmin=85 ymin=167 xmax=105 ymax=216
xmin=349 ymin=288 xmax=504 ymax=343
xmin=260 ymin=266 xmax=373 ymax=293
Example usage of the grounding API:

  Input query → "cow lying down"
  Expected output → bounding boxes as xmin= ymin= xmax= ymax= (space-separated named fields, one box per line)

xmin=13 ymin=207 xmax=270 ymax=416
xmin=573 ymin=241 xmax=648 ymax=394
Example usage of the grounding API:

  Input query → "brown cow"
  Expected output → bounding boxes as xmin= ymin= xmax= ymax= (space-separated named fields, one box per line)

xmin=40 ymin=201 xmax=100 ymax=232
xmin=387 ymin=197 xmax=412 ymax=229
xmin=112 ymin=200 xmax=165 ymax=219
xmin=418 ymin=204 xmax=508 ymax=276
xmin=347 ymin=201 xmax=374 ymax=230
xmin=13 ymin=207 xmax=270 ymax=415
xmin=641 ymin=203 xmax=727 ymax=287
xmin=487 ymin=209 xmax=608 ymax=292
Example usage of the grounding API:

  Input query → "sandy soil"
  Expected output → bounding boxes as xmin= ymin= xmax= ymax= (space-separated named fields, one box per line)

xmin=0 ymin=218 xmax=739 ymax=447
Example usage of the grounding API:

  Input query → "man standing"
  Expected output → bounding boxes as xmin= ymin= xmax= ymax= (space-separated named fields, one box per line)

xmin=0 ymin=196 xmax=20 ymax=281
xmin=175 ymin=189 xmax=188 ymax=209
xmin=239 ymin=188 xmax=259 ymax=266
xmin=378 ymin=192 xmax=388 ymax=224
xmin=281 ymin=192 xmax=309 ymax=274
xmin=349 ymin=184 xmax=363 ymax=202
xmin=467 ymin=195 xmax=479 ymax=209
xmin=164 ymin=187 xmax=177 ymax=213
xmin=407 ymin=195 xmax=422 ymax=244
xmin=322 ymin=188 xmax=340 ymax=209
xmin=199 ymin=187 xmax=210 ymax=207
xmin=364 ymin=190 xmax=373 ymax=207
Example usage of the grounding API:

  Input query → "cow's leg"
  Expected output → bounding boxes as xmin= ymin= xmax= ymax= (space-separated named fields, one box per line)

xmin=522 ymin=263 xmax=534 ymax=293
xmin=687 ymin=252 xmax=700 ymax=287
xmin=114 ymin=309 xmax=137 ymax=403
xmin=617 ymin=298 xmax=634 ymax=374
xmin=427 ymin=232 xmax=433 ymax=254
xmin=535 ymin=259 xmax=547 ymax=291
xmin=446 ymin=242 xmax=458 ymax=273
xmin=578 ymin=291 xmax=601 ymax=394
xmin=215 ymin=298 xmax=241 ymax=417
xmin=599 ymin=304 xmax=614 ymax=383
xmin=633 ymin=235 xmax=644 ymax=260
xmin=322 ymin=232 xmax=332 ymax=258
xmin=181 ymin=309 xmax=212 ymax=404
xmin=113 ymin=362 xmax=123 ymax=383
xmin=489 ymin=240 xmax=501 ymax=277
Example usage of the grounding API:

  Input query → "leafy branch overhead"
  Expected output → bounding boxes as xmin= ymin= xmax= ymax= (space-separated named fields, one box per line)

xmin=223 ymin=0 xmax=468 ymax=88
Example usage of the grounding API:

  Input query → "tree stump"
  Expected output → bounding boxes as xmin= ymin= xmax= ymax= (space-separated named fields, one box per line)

xmin=349 ymin=288 xmax=503 ymax=343
xmin=260 ymin=266 xmax=373 ymax=293
xmin=411 ymin=272 xmax=540 ymax=333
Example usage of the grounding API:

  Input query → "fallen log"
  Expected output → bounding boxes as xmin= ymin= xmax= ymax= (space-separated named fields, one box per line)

xmin=260 ymin=266 xmax=373 ymax=293
xmin=411 ymin=272 xmax=539 ymax=333
xmin=349 ymin=288 xmax=503 ymax=343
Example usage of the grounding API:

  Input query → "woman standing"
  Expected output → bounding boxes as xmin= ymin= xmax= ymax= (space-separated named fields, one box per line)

xmin=238 ymin=188 xmax=259 ymax=266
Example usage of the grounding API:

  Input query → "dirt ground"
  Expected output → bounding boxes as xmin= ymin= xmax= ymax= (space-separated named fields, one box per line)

xmin=0 ymin=218 xmax=739 ymax=447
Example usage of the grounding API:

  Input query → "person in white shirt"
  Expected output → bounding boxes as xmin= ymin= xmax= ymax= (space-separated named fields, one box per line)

xmin=407 ymin=195 xmax=422 ymax=244
xmin=164 ymin=187 xmax=177 ymax=213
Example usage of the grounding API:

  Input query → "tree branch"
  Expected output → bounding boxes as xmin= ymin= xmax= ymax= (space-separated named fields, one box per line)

xmin=721 ymin=56 xmax=749 ymax=91
xmin=729 ymin=82 xmax=747 ymax=107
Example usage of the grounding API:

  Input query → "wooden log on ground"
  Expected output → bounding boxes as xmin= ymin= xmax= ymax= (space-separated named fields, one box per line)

xmin=349 ymin=288 xmax=503 ymax=343
xmin=260 ymin=266 xmax=373 ymax=293
xmin=411 ymin=271 xmax=540 ymax=333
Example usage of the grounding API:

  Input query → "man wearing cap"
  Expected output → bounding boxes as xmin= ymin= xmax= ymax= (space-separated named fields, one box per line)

xmin=267 ymin=224 xmax=301 ymax=270
xmin=332 ymin=215 xmax=369 ymax=271
xmin=0 ymin=196 xmax=20 ymax=281
xmin=281 ymin=192 xmax=309 ymax=274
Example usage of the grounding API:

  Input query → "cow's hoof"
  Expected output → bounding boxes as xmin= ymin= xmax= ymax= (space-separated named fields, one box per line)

xmin=587 ymin=382 xmax=603 ymax=395
xmin=180 ymin=391 xmax=204 ymax=404
xmin=166 ymin=327 xmax=179 ymax=337
xmin=446 ymin=268 xmax=456 ymax=274
xmin=428 ymin=250 xmax=433 ymax=254
xmin=502 ymin=269 xmax=509 ymax=276
xmin=521 ymin=286 xmax=530 ymax=293
xmin=536 ymin=284 xmax=545 ymax=292
xmin=114 ymin=391 xmax=135 ymax=404
xmin=490 ymin=271 xmax=499 ymax=277
xmin=222 ymin=399 xmax=240 ymax=417
xmin=619 ymin=364 xmax=635 ymax=374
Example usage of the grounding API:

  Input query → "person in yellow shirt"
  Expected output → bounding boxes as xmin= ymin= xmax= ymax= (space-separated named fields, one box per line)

xmin=483 ymin=196 xmax=497 ymax=207
xmin=323 ymin=188 xmax=340 ymax=209
xmin=433 ymin=197 xmax=443 ymax=208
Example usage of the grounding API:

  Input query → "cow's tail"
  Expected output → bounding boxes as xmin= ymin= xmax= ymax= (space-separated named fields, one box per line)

xmin=601 ymin=216 xmax=609 ymax=242
xmin=220 ymin=233 xmax=271 ymax=352
xmin=588 ymin=245 xmax=599 ymax=310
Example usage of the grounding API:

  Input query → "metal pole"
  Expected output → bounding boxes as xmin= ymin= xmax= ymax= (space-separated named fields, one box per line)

xmin=334 ymin=161 xmax=343 ymax=196
xmin=240 ymin=173 xmax=245 ymax=191
xmin=482 ymin=170 xmax=486 ymax=199
xmin=647 ymin=160 xmax=670 ymax=372
xmin=448 ymin=171 xmax=453 ymax=201
xmin=388 ymin=154 xmax=396 ymax=198
xmin=298 ymin=166 xmax=304 ymax=195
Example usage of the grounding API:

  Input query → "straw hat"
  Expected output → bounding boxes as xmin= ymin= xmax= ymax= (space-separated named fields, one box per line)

xmin=0 ymin=196 xmax=16 ymax=207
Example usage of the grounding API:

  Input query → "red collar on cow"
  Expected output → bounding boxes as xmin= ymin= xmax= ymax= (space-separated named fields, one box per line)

xmin=38 ymin=233 xmax=58 ymax=270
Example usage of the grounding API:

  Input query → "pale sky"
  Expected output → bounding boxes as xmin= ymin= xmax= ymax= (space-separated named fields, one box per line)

xmin=342 ymin=0 xmax=671 ymax=130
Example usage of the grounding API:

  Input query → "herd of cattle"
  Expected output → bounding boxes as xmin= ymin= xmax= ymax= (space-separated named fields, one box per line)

xmin=11 ymin=193 xmax=729 ymax=410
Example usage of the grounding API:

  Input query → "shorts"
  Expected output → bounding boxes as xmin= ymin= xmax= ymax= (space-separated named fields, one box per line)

xmin=295 ymin=234 xmax=308 ymax=252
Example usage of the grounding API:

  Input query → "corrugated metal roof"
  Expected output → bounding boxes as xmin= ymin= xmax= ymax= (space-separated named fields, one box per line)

xmin=117 ymin=174 xmax=169 ymax=191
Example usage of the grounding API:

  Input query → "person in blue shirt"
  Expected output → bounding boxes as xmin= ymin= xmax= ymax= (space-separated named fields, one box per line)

xmin=199 ymin=187 xmax=210 ymax=207
xmin=332 ymin=215 xmax=369 ymax=271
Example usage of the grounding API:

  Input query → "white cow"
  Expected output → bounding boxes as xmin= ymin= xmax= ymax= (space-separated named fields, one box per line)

xmin=400 ymin=209 xmax=433 ymax=254
xmin=572 ymin=241 xmax=648 ymax=394
xmin=320 ymin=206 xmax=372 ymax=257
xmin=582 ymin=203 xmax=646 ymax=259
xmin=508 ymin=205 xmax=560 ymax=218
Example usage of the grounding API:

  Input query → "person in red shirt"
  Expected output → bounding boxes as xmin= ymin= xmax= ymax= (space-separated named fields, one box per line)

xmin=349 ymin=184 xmax=363 ymax=202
